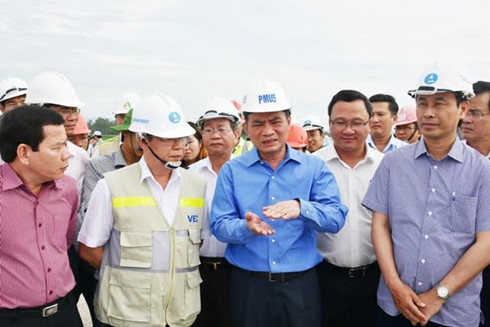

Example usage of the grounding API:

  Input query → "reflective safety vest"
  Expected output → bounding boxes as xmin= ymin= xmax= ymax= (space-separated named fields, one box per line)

xmin=95 ymin=163 xmax=206 ymax=327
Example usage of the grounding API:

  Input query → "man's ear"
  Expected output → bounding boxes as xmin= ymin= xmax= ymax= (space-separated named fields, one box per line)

xmin=17 ymin=144 xmax=31 ymax=165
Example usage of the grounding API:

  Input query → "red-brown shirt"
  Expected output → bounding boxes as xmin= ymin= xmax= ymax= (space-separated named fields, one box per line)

xmin=0 ymin=163 xmax=78 ymax=309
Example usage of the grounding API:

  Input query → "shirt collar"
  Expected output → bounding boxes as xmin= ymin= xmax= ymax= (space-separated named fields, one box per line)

xmin=414 ymin=136 xmax=464 ymax=163
xmin=138 ymin=156 xmax=181 ymax=185
xmin=322 ymin=143 xmax=378 ymax=163
xmin=114 ymin=149 xmax=128 ymax=168
xmin=1 ymin=163 xmax=61 ymax=191
xmin=241 ymin=144 xmax=299 ymax=167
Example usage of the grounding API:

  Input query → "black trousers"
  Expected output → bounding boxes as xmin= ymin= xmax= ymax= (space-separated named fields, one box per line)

xmin=0 ymin=292 xmax=82 ymax=327
xmin=229 ymin=266 xmax=321 ymax=327
xmin=482 ymin=266 xmax=490 ymax=327
xmin=376 ymin=306 xmax=447 ymax=327
xmin=69 ymin=245 xmax=107 ymax=327
xmin=192 ymin=257 xmax=232 ymax=327
xmin=317 ymin=260 xmax=380 ymax=327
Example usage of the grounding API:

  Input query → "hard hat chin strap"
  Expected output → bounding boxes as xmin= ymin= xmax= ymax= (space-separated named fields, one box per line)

xmin=406 ymin=129 xmax=419 ymax=143
xmin=143 ymin=139 xmax=181 ymax=169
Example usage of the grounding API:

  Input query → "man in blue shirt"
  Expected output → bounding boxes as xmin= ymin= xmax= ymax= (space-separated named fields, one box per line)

xmin=363 ymin=61 xmax=490 ymax=327
xmin=211 ymin=80 xmax=348 ymax=327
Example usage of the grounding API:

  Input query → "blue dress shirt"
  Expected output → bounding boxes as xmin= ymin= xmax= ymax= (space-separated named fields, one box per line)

xmin=211 ymin=145 xmax=348 ymax=273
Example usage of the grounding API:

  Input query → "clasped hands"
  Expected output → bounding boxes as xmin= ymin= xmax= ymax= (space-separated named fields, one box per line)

xmin=245 ymin=200 xmax=300 ymax=236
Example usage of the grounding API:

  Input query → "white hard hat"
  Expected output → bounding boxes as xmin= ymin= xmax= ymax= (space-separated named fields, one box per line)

xmin=129 ymin=93 xmax=195 ymax=139
xmin=408 ymin=61 xmax=474 ymax=100
xmin=301 ymin=115 xmax=324 ymax=131
xmin=112 ymin=92 xmax=140 ymax=115
xmin=26 ymin=72 xmax=85 ymax=108
xmin=0 ymin=77 xmax=28 ymax=103
xmin=242 ymin=80 xmax=291 ymax=113
xmin=197 ymin=96 xmax=240 ymax=130
xmin=93 ymin=131 xmax=102 ymax=137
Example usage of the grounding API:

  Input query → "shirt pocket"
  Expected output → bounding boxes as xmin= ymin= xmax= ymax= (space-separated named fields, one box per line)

xmin=450 ymin=195 xmax=477 ymax=234
xmin=120 ymin=231 xmax=152 ymax=268
xmin=107 ymin=269 xmax=152 ymax=323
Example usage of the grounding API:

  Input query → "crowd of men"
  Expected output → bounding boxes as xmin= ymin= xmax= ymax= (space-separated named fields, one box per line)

xmin=0 ymin=60 xmax=489 ymax=327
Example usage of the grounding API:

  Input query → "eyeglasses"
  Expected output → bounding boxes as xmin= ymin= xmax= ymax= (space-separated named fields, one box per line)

xmin=201 ymin=127 xmax=233 ymax=136
xmin=466 ymin=110 xmax=490 ymax=121
xmin=330 ymin=120 xmax=369 ymax=130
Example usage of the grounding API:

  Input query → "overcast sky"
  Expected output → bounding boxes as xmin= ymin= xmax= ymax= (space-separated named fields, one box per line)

xmin=2 ymin=0 xmax=490 ymax=124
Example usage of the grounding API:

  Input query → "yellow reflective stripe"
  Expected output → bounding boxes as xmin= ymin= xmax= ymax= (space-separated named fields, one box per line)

xmin=113 ymin=197 xmax=157 ymax=208
xmin=179 ymin=198 xmax=204 ymax=208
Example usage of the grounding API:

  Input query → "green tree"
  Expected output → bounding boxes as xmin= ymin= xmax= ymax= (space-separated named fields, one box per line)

xmin=87 ymin=117 xmax=116 ymax=137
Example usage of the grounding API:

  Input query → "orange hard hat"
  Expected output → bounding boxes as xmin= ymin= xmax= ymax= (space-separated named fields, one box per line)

xmin=395 ymin=105 xmax=417 ymax=126
xmin=287 ymin=123 xmax=308 ymax=148
xmin=73 ymin=114 xmax=90 ymax=135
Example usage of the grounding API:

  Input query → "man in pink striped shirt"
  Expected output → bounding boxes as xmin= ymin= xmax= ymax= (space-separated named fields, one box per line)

xmin=0 ymin=105 xmax=83 ymax=326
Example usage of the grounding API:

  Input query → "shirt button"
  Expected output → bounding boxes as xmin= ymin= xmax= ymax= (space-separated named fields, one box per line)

xmin=418 ymin=282 xmax=423 ymax=286
xmin=49 ymin=290 xmax=53 ymax=295
xmin=271 ymin=176 xmax=275 ymax=180
xmin=271 ymin=239 xmax=276 ymax=243
xmin=433 ymin=165 xmax=438 ymax=170
xmin=271 ymin=196 xmax=275 ymax=200
xmin=38 ymin=223 xmax=42 ymax=227
xmin=47 ymin=268 xmax=52 ymax=273
xmin=272 ymin=261 xmax=276 ymax=265
xmin=305 ymin=210 xmax=309 ymax=215
xmin=421 ymin=259 xmax=426 ymax=264
xmin=428 ymin=211 xmax=432 ymax=216
xmin=41 ymin=245 xmax=45 ymax=250
xmin=431 ymin=188 xmax=435 ymax=193
xmin=424 ymin=235 xmax=429 ymax=239
xmin=260 ymin=161 xmax=264 ymax=164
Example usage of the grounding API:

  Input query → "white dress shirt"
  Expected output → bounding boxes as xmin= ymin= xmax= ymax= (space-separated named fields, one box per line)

xmin=314 ymin=144 xmax=384 ymax=268
xmin=190 ymin=157 xmax=229 ymax=257
xmin=78 ymin=157 xmax=181 ymax=247
xmin=66 ymin=141 xmax=89 ymax=194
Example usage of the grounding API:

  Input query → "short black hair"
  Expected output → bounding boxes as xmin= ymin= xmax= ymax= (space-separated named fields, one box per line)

xmin=328 ymin=90 xmax=373 ymax=118
xmin=369 ymin=94 xmax=399 ymax=115
xmin=243 ymin=109 xmax=291 ymax=122
xmin=0 ymin=105 xmax=64 ymax=163
xmin=473 ymin=81 xmax=490 ymax=111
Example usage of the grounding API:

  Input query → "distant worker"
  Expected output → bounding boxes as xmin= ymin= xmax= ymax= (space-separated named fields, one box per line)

xmin=70 ymin=114 xmax=91 ymax=150
xmin=368 ymin=94 xmax=406 ymax=153
xmin=302 ymin=115 xmax=326 ymax=153
xmin=190 ymin=96 xmax=241 ymax=327
xmin=93 ymin=92 xmax=140 ymax=157
xmin=78 ymin=93 xmax=206 ymax=327
xmin=0 ymin=77 xmax=27 ymax=114
xmin=287 ymin=123 xmax=308 ymax=152
xmin=211 ymin=80 xmax=348 ymax=327
xmin=394 ymin=105 xmax=420 ymax=144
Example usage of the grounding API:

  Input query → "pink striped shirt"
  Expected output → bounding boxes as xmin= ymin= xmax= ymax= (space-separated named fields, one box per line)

xmin=0 ymin=163 xmax=78 ymax=309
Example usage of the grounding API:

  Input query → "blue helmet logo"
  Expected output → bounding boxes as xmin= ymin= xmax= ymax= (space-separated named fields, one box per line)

xmin=424 ymin=73 xmax=438 ymax=85
xmin=168 ymin=112 xmax=181 ymax=124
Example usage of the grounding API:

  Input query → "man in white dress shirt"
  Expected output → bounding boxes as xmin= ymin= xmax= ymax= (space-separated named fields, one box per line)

xmin=190 ymin=97 xmax=241 ymax=327
xmin=315 ymin=90 xmax=384 ymax=327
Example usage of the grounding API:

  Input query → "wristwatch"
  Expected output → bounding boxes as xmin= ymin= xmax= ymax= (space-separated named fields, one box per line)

xmin=436 ymin=284 xmax=450 ymax=300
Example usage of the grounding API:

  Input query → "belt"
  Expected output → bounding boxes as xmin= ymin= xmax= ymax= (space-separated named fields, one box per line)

xmin=0 ymin=291 xmax=73 ymax=318
xmin=200 ymin=256 xmax=230 ymax=271
xmin=237 ymin=266 xmax=312 ymax=282
xmin=323 ymin=261 xmax=378 ymax=279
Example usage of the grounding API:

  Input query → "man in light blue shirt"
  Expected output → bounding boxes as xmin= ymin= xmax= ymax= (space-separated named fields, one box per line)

xmin=211 ymin=80 xmax=348 ymax=327
xmin=368 ymin=94 xmax=407 ymax=153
